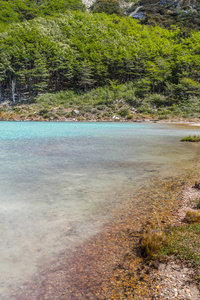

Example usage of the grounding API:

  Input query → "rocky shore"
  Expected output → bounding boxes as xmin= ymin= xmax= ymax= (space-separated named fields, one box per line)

xmin=1 ymin=114 xmax=200 ymax=126
xmin=146 ymin=183 xmax=200 ymax=300
xmin=0 ymin=100 xmax=200 ymax=125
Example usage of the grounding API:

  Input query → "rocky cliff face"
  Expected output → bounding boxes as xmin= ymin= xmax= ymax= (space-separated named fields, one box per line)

xmin=82 ymin=0 xmax=135 ymax=9
xmin=82 ymin=0 xmax=94 ymax=9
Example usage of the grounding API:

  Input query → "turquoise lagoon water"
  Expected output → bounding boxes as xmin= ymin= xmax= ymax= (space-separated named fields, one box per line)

xmin=0 ymin=122 xmax=200 ymax=298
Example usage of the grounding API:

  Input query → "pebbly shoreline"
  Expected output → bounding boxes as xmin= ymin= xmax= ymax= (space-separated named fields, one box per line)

xmin=5 ymin=168 xmax=200 ymax=299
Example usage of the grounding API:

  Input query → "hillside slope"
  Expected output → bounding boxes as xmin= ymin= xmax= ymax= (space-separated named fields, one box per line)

xmin=0 ymin=0 xmax=199 ymax=121
xmin=87 ymin=0 xmax=200 ymax=30
xmin=127 ymin=0 xmax=200 ymax=31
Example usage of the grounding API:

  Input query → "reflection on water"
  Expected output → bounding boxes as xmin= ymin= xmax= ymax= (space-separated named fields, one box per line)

xmin=0 ymin=122 xmax=199 ymax=298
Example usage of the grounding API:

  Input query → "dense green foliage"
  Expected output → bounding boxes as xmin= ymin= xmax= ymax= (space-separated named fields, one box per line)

xmin=0 ymin=0 xmax=85 ymax=26
xmin=36 ymin=82 xmax=200 ymax=119
xmin=0 ymin=11 xmax=200 ymax=111
xmin=90 ymin=0 xmax=123 ymax=15
xmin=1 ymin=80 xmax=199 ymax=121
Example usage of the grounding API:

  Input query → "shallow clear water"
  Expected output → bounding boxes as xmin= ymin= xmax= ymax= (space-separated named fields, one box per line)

xmin=0 ymin=122 xmax=199 ymax=297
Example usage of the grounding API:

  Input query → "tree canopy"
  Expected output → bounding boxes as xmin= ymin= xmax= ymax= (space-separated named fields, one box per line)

xmin=0 ymin=0 xmax=85 ymax=25
xmin=0 ymin=11 xmax=199 ymax=106
xmin=90 ymin=0 xmax=123 ymax=15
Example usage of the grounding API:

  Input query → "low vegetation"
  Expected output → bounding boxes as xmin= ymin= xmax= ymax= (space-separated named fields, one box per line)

xmin=161 ymin=224 xmax=200 ymax=269
xmin=181 ymin=135 xmax=200 ymax=142
xmin=0 ymin=81 xmax=199 ymax=121
xmin=141 ymin=182 xmax=200 ymax=281
xmin=141 ymin=225 xmax=167 ymax=259
xmin=142 ymin=223 xmax=200 ymax=267
xmin=185 ymin=209 xmax=200 ymax=223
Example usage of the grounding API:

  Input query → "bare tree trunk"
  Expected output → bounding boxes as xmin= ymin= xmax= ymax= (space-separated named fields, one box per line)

xmin=11 ymin=80 xmax=16 ymax=104
xmin=0 ymin=83 xmax=2 ymax=102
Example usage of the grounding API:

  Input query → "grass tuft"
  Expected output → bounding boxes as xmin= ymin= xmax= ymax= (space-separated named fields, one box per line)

xmin=141 ymin=226 xmax=166 ymax=259
xmin=185 ymin=209 xmax=200 ymax=224
xmin=141 ymin=178 xmax=200 ymax=284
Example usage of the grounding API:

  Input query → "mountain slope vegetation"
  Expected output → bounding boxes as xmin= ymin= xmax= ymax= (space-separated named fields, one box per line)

xmin=0 ymin=0 xmax=85 ymax=26
xmin=0 ymin=1 xmax=199 ymax=120
xmin=127 ymin=0 xmax=200 ymax=32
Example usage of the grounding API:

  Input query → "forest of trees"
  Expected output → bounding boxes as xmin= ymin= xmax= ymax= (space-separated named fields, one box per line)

xmin=0 ymin=0 xmax=85 ymax=25
xmin=0 ymin=0 xmax=199 ymax=110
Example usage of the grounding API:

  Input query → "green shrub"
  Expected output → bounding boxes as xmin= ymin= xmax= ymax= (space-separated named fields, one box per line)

xmin=135 ymin=79 xmax=151 ymax=99
xmin=127 ymin=114 xmax=133 ymax=119
xmin=12 ymin=107 xmax=21 ymax=113
xmin=96 ymin=105 xmax=106 ymax=111
xmin=56 ymin=109 xmax=67 ymax=116
xmin=90 ymin=0 xmax=123 ymax=15
xmin=118 ymin=108 xmax=129 ymax=117
xmin=83 ymin=106 xmax=93 ymax=112
xmin=102 ymin=112 xmax=112 ymax=117
xmin=148 ymin=94 xmax=168 ymax=108
xmin=136 ymin=106 xmax=154 ymax=114
xmin=43 ymin=113 xmax=50 ymax=119
xmin=38 ymin=108 xmax=49 ymax=116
